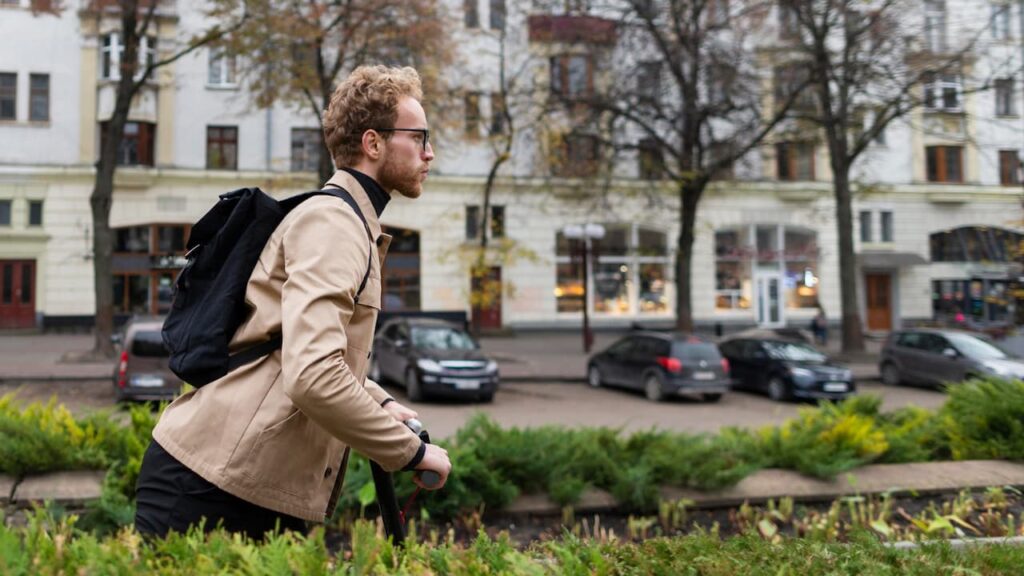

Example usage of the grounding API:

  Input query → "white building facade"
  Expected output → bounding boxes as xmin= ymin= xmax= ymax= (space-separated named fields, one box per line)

xmin=0 ymin=0 xmax=1021 ymax=332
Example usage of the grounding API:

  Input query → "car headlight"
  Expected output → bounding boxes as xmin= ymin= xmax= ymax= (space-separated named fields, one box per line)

xmin=485 ymin=360 xmax=498 ymax=373
xmin=416 ymin=359 xmax=443 ymax=373
xmin=788 ymin=367 xmax=816 ymax=384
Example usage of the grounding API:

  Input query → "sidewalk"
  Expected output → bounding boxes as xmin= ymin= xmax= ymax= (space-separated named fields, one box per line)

xmin=0 ymin=330 xmax=882 ymax=383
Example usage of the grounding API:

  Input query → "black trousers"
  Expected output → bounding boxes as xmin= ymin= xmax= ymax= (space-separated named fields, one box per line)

xmin=134 ymin=440 xmax=307 ymax=541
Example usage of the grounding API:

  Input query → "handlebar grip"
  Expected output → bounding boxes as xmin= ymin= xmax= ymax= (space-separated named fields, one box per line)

xmin=418 ymin=470 xmax=442 ymax=489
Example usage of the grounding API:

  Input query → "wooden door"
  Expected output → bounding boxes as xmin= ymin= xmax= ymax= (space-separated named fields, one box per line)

xmin=865 ymin=273 xmax=892 ymax=331
xmin=0 ymin=260 xmax=36 ymax=329
xmin=471 ymin=266 xmax=502 ymax=330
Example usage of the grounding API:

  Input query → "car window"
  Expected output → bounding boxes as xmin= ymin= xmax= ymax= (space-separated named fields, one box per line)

xmin=762 ymin=341 xmax=827 ymax=362
xmin=673 ymin=342 xmax=722 ymax=361
xmin=718 ymin=340 xmax=739 ymax=357
xmin=636 ymin=338 xmax=670 ymax=357
xmin=920 ymin=334 xmax=949 ymax=354
xmin=383 ymin=324 xmax=400 ymax=341
xmin=896 ymin=332 xmax=922 ymax=349
xmin=410 ymin=326 xmax=476 ymax=350
xmin=947 ymin=333 xmax=1008 ymax=360
xmin=130 ymin=330 xmax=169 ymax=358
xmin=606 ymin=338 xmax=636 ymax=355
xmin=741 ymin=340 xmax=765 ymax=359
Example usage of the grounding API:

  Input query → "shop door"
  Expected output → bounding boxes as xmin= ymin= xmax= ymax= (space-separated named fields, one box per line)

xmin=755 ymin=274 xmax=784 ymax=327
xmin=0 ymin=260 xmax=36 ymax=329
xmin=471 ymin=266 xmax=502 ymax=330
xmin=865 ymin=273 xmax=892 ymax=331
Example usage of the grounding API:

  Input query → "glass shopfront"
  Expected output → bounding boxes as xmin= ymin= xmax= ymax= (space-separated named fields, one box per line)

xmin=112 ymin=223 xmax=190 ymax=316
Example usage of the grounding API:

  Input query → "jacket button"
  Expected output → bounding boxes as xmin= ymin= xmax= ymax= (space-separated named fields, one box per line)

xmin=324 ymin=467 xmax=333 ymax=478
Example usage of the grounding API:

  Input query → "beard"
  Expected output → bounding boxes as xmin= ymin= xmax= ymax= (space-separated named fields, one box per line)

xmin=379 ymin=151 xmax=424 ymax=199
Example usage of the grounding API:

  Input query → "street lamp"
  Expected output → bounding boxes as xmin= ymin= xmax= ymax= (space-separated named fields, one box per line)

xmin=562 ymin=223 xmax=605 ymax=353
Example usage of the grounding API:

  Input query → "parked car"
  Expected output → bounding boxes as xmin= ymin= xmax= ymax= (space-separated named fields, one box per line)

xmin=370 ymin=317 xmax=499 ymax=402
xmin=586 ymin=332 xmax=731 ymax=402
xmin=880 ymin=328 xmax=1024 ymax=387
xmin=718 ymin=337 xmax=854 ymax=402
xmin=112 ymin=316 xmax=182 ymax=402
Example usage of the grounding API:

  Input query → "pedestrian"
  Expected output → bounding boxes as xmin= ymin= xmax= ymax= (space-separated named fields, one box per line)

xmin=812 ymin=305 xmax=828 ymax=347
xmin=134 ymin=66 xmax=450 ymax=541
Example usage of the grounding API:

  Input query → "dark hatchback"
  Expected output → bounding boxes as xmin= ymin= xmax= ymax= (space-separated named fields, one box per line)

xmin=586 ymin=332 xmax=731 ymax=402
xmin=370 ymin=317 xmax=499 ymax=402
xmin=718 ymin=338 xmax=855 ymax=402
xmin=111 ymin=316 xmax=183 ymax=402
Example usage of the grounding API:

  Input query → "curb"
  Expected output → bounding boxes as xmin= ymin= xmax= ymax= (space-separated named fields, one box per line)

xmin=0 ymin=376 xmax=111 ymax=384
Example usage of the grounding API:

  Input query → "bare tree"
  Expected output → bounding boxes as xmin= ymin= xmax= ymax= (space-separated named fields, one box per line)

xmin=76 ymin=0 xmax=246 ymax=357
xmin=780 ymin=0 xmax=1004 ymax=352
xmin=209 ymin=0 xmax=456 ymax=184
xmin=574 ymin=0 xmax=804 ymax=331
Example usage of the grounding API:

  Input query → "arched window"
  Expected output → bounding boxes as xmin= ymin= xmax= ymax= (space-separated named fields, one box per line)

xmin=929 ymin=226 xmax=1023 ymax=263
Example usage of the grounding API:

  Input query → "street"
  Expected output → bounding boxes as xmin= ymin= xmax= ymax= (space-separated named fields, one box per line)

xmin=0 ymin=377 xmax=949 ymax=440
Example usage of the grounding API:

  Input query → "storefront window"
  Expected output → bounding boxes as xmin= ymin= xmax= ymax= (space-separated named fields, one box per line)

xmin=115 ymin=226 xmax=150 ymax=253
xmin=157 ymin=225 xmax=187 ymax=254
xmin=715 ymin=225 xmax=818 ymax=311
xmin=113 ymin=274 xmax=150 ymax=314
xmin=555 ymin=224 xmax=670 ymax=316
xmin=933 ymin=279 xmax=1012 ymax=324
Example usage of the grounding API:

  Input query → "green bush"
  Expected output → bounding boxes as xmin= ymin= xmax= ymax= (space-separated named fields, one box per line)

xmin=1 ymin=511 xmax=1023 ymax=575
xmin=942 ymin=377 xmax=1024 ymax=461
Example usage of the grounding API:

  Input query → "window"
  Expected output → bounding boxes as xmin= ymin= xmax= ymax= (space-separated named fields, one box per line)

xmin=715 ymin=226 xmax=819 ymax=311
xmin=28 ymin=73 xmax=48 ymax=121
xmin=999 ymin=150 xmax=1021 ymax=186
xmin=550 ymin=54 xmax=593 ymax=99
xmin=156 ymin=225 xmax=187 ymax=254
xmin=101 ymin=33 xmax=156 ymax=81
xmin=490 ymin=91 xmax=506 ymax=135
xmin=637 ymin=61 xmax=661 ymax=104
xmin=933 ymin=279 xmax=1011 ymax=324
xmin=773 ymin=65 xmax=814 ymax=111
xmin=778 ymin=3 xmax=799 ymax=39
xmin=995 ymin=79 xmax=1015 ymax=116
xmin=465 ymin=205 xmax=505 ymax=241
xmin=555 ymin=134 xmax=600 ymax=177
xmin=931 ymin=227 xmax=1023 ymax=262
xmin=206 ymin=125 xmax=238 ymax=170
xmin=880 ymin=211 xmax=893 ymax=242
xmin=859 ymin=210 xmax=872 ymax=242
xmin=991 ymin=4 xmax=1011 ymax=40
xmin=923 ymin=73 xmax=961 ymax=112
xmin=0 ymin=200 xmax=10 ymax=226
xmin=490 ymin=0 xmax=506 ymax=30
xmin=28 ymin=200 xmax=42 ymax=227
xmin=0 ymin=0 xmax=21 ymax=6
xmin=464 ymin=0 xmax=479 ymax=27
xmin=207 ymin=47 xmax=237 ymax=87
xmin=776 ymin=142 xmax=815 ymax=181
xmin=0 ymin=73 xmax=15 ymax=120
xmin=924 ymin=0 xmax=947 ymax=52
xmin=925 ymin=145 xmax=963 ymax=182
xmin=100 ymin=121 xmax=156 ymax=166
xmin=115 ymin=226 xmax=150 ymax=253
xmin=464 ymin=92 xmax=481 ymax=136
xmin=638 ymin=138 xmax=665 ymax=180
xmin=290 ymin=128 xmax=320 ymax=172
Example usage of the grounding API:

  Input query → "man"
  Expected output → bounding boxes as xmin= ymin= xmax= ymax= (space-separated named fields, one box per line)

xmin=135 ymin=65 xmax=450 ymax=540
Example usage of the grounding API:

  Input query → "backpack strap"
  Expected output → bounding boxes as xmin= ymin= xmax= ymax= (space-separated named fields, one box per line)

xmin=227 ymin=185 xmax=375 ymax=372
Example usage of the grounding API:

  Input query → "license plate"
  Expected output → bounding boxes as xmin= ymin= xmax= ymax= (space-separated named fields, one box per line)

xmin=823 ymin=382 xmax=848 ymax=392
xmin=131 ymin=375 xmax=165 ymax=388
xmin=693 ymin=372 xmax=716 ymax=381
xmin=454 ymin=380 xmax=481 ymax=390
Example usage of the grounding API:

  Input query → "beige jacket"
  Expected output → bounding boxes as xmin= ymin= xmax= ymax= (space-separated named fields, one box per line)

xmin=152 ymin=171 xmax=421 ymax=522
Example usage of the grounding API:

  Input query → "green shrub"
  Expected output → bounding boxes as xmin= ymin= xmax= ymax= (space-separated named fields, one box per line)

xmin=942 ymin=377 xmax=1024 ymax=461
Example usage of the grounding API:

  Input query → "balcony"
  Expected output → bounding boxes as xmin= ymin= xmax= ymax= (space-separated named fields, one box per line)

xmin=528 ymin=14 xmax=617 ymax=46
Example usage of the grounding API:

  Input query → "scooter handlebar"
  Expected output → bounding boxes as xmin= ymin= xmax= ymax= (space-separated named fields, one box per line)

xmin=404 ymin=418 xmax=442 ymax=489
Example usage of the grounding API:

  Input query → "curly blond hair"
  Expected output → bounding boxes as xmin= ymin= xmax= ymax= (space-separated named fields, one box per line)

xmin=323 ymin=65 xmax=424 ymax=168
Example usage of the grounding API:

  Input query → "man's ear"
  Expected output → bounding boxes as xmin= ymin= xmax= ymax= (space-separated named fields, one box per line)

xmin=362 ymin=131 xmax=383 ymax=161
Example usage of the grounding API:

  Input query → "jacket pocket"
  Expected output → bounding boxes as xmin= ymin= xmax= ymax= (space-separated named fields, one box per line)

xmin=245 ymin=408 xmax=331 ymax=498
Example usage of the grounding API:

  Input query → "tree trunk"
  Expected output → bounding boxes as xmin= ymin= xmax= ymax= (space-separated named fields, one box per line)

xmin=91 ymin=113 xmax=129 ymax=358
xmin=833 ymin=166 xmax=865 ymax=352
xmin=674 ymin=182 xmax=702 ymax=332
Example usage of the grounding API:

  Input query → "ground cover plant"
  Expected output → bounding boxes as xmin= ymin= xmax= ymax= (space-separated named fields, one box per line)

xmin=1 ymin=377 xmax=1022 ymax=526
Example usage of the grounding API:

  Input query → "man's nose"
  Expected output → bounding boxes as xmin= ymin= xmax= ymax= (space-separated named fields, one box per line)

xmin=423 ymin=142 xmax=435 ymax=161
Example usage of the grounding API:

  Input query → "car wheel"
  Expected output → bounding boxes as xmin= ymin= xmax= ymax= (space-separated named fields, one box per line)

xmin=587 ymin=365 xmax=603 ymax=388
xmin=880 ymin=362 xmax=901 ymax=386
xmin=702 ymin=393 xmax=723 ymax=403
xmin=767 ymin=376 xmax=791 ymax=402
xmin=368 ymin=356 xmax=381 ymax=382
xmin=405 ymin=368 xmax=424 ymax=402
xmin=644 ymin=373 xmax=665 ymax=402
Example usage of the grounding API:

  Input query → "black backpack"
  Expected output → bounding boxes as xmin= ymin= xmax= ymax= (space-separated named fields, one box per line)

xmin=162 ymin=185 xmax=371 ymax=387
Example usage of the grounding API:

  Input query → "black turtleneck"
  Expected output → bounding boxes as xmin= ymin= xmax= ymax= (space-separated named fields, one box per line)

xmin=341 ymin=168 xmax=390 ymax=218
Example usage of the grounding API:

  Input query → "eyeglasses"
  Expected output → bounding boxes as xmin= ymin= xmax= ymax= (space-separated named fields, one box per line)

xmin=370 ymin=128 xmax=430 ymax=152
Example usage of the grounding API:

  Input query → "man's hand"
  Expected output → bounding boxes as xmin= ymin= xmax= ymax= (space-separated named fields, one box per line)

xmin=382 ymin=400 xmax=418 ymax=422
xmin=414 ymin=444 xmax=451 ymax=490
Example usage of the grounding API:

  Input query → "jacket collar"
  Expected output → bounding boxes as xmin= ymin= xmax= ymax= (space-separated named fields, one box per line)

xmin=324 ymin=170 xmax=392 ymax=257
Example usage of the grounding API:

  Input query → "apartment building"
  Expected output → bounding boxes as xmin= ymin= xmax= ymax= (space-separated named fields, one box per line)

xmin=0 ymin=0 xmax=1021 ymax=331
